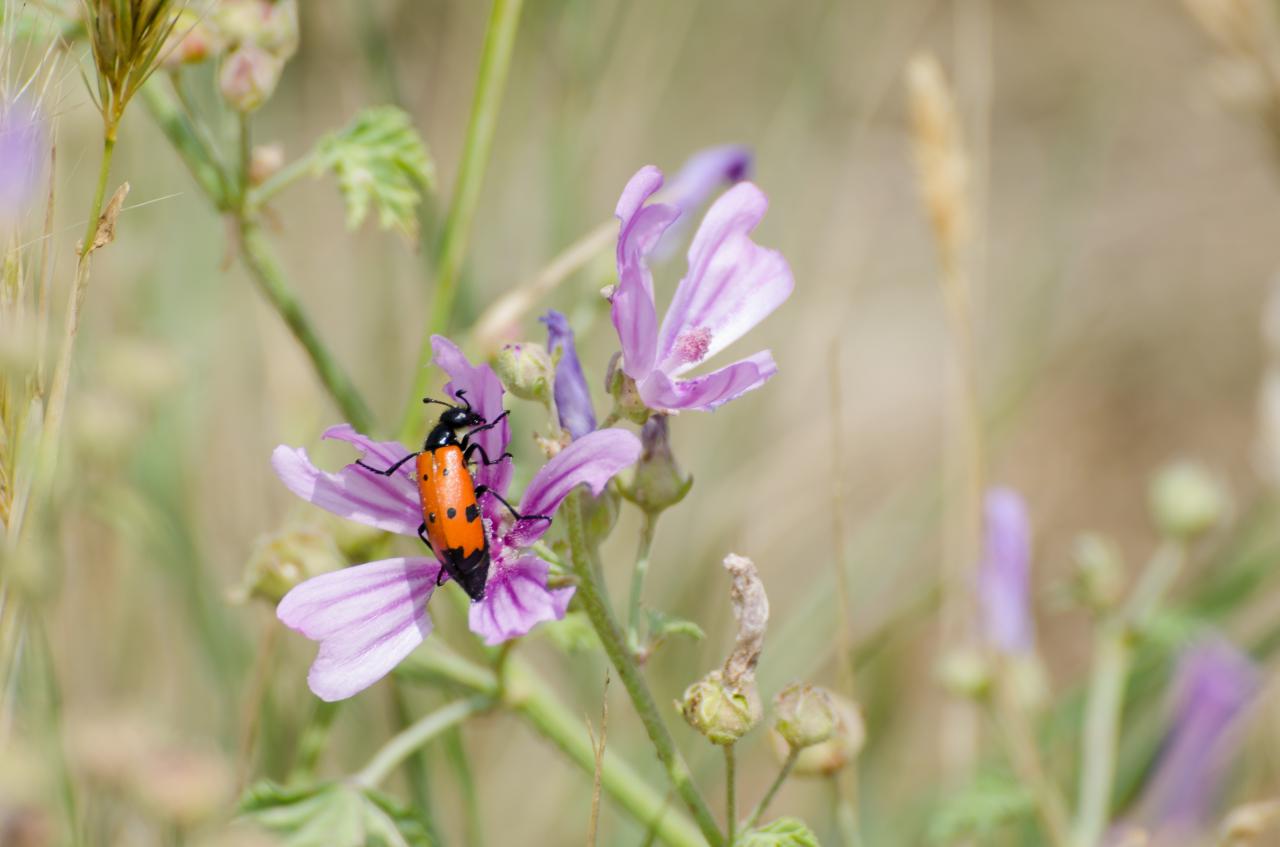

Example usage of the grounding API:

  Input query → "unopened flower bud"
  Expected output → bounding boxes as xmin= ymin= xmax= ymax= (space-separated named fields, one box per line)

xmin=624 ymin=415 xmax=693 ymax=514
xmin=936 ymin=644 xmax=992 ymax=700
xmin=679 ymin=671 xmax=761 ymax=745
xmin=160 ymin=11 xmax=223 ymax=70
xmin=248 ymin=143 xmax=285 ymax=186
xmin=493 ymin=342 xmax=553 ymax=405
xmin=583 ymin=485 xmax=620 ymax=545
xmin=770 ymin=692 xmax=866 ymax=776
xmin=215 ymin=0 xmax=299 ymax=59
xmin=218 ymin=44 xmax=283 ymax=112
xmin=605 ymin=352 xmax=651 ymax=425
xmin=1072 ymin=533 xmax=1126 ymax=612
xmin=773 ymin=683 xmax=837 ymax=749
xmin=232 ymin=525 xmax=341 ymax=605
xmin=1149 ymin=461 xmax=1227 ymax=540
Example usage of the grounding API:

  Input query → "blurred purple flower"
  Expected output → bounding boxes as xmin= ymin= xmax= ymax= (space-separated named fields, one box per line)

xmin=0 ymin=98 xmax=44 ymax=220
xmin=654 ymin=145 xmax=753 ymax=257
xmin=977 ymin=487 xmax=1035 ymax=655
xmin=609 ymin=165 xmax=793 ymax=413
xmin=541 ymin=310 xmax=596 ymax=440
xmin=273 ymin=336 xmax=641 ymax=701
xmin=1133 ymin=638 xmax=1260 ymax=838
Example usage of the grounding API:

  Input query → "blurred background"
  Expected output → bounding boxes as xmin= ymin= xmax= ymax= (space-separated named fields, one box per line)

xmin=7 ymin=0 xmax=1280 ymax=844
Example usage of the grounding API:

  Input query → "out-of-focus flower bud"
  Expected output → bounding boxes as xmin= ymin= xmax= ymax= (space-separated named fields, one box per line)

xmin=605 ymin=352 xmax=651 ymax=425
xmin=218 ymin=44 xmax=284 ymax=113
xmin=160 ymin=11 xmax=224 ymax=70
xmin=623 ymin=415 xmax=693 ymax=515
xmin=1220 ymin=799 xmax=1280 ymax=846
xmin=1005 ymin=653 xmax=1049 ymax=712
xmin=232 ymin=525 xmax=342 ymax=605
xmin=249 ymin=143 xmax=285 ymax=186
xmin=493 ymin=342 xmax=553 ymax=405
xmin=215 ymin=0 xmax=299 ymax=59
xmin=770 ymin=692 xmax=866 ymax=776
xmin=679 ymin=671 xmax=762 ymax=746
xmin=130 ymin=746 xmax=233 ymax=828
xmin=1072 ymin=533 xmax=1126 ymax=612
xmin=540 ymin=311 xmax=597 ymax=439
xmin=773 ymin=683 xmax=837 ymax=750
xmin=936 ymin=644 xmax=992 ymax=700
xmin=1149 ymin=461 xmax=1227 ymax=541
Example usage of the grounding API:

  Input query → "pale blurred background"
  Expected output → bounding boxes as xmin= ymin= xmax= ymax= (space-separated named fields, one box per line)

xmin=17 ymin=0 xmax=1280 ymax=844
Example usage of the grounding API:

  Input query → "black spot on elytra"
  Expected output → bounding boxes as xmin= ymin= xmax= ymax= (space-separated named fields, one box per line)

xmin=428 ymin=512 xmax=436 ymax=523
xmin=442 ymin=467 xmax=449 ymax=476
xmin=465 ymin=504 xmax=479 ymax=522
xmin=422 ymin=474 xmax=429 ymax=481
xmin=447 ymin=507 xmax=457 ymax=519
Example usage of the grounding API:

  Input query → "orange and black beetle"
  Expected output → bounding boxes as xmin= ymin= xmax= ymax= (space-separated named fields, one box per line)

xmin=354 ymin=391 xmax=547 ymax=601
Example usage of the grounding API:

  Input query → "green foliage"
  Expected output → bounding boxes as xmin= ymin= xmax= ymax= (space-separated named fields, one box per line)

xmin=240 ymin=781 xmax=433 ymax=847
xmin=646 ymin=608 xmax=706 ymax=645
xmin=927 ymin=772 xmax=1035 ymax=844
xmin=738 ymin=817 xmax=821 ymax=846
xmin=315 ymin=106 xmax=435 ymax=243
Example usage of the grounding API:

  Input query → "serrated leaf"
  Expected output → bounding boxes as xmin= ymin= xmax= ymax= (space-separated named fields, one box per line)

xmin=239 ymin=780 xmax=434 ymax=847
xmin=738 ymin=817 xmax=821 ymax=846
xmin=315 ymin=106 xmax=435 ymax=243
xmin=927 ymin=772 xmax=1035 ymax=844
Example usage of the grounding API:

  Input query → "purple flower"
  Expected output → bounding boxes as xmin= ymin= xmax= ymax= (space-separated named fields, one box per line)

xmin=654 ymin=145 xmax=753 ymax=258
xmin=609 ymin=165 xmax=793 ymax=413
xmin=274 ymin=336 xmax=642 ymax=701
xmin=0 ymin=98 xmax=44 ymax=220
xmin=1133 ymin=638 xmax=1260 ymax=837
xmin=977 ymin=488 xmax=1035 ymax=655
xmin=541 ymin=310 xmax=596 ymax=440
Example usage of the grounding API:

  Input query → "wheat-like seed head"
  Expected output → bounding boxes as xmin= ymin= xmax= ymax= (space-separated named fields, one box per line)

xmin=907 ymin=52 xmax=970 ymax=278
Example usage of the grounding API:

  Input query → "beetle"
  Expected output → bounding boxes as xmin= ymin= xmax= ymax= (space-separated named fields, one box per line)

xmin=353 ymin=390 xmax=548 ymax=601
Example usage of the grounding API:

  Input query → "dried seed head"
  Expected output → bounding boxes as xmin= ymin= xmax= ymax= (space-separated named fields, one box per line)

xmin=678 ymin=671 xmax=762 ymax=746
xmin=906 ymin=53 xmax=969 ymax=275
xmin=83 ymin=0 xmax=181 ymax=133
xmin=721 ymin=553 xmax=768 ymax=689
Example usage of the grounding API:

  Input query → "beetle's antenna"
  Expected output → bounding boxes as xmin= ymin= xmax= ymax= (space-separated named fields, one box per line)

xmin=422 ymin=396 xmax=453 ymax=409
xmin=454 ymin=389 xmax=472 ymax=411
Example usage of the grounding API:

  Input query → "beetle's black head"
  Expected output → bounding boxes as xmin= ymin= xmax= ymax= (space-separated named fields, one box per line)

xmin=422 ymin=391 xmax=486 ymax=449
xmin=438 ymin=406 xmax=485 ymax=430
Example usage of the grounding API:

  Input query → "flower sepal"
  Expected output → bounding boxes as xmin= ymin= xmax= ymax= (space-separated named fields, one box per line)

xmin=605 ymin=352 xmax=653 ymax=425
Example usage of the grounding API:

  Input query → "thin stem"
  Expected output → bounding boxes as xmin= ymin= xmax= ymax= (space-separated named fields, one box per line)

xmin=140 ymin=81 xmax=226 ymax=208
xmin=563 ymin=491 xmax=725 ymax=846
xmin=354 ymin=696 xmax=490 ymax=788
xmin=832 ymin=773 xmax=861 ymax=847
xmin=745 ymin=748 xmax=797 ymax=830
xmin=627 ymin=512 xmax=658 ymax=655
xmin=79 ymin=135 xmax=115 ymax=256
xmin=237 ymin=223 xmax=375 ymax=432
xmin=402 ymin=0 xmax=526 ymax=441
xmin=990 ymin=679 xmax=1071 ymax=847
xmin=724 ymin=746 xmax=736 ymax=846
xmin=288 ymin=700 xmax=340 ymax=782
xmin=249 ymin=151 xmax=319 ymax=208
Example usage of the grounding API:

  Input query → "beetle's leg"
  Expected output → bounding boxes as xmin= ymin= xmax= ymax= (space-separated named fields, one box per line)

xmin=355 ymin=452 xmax=419 ymax=476
xmin=462 ymin=443 xmax=512 ymax=468
xmin=460 ymin=410 xmax=510 ymax=450
xmin=416 ymin=522 xmax=434 ymax=553
xmin=474 ymin=485 xmax=551 ymax=525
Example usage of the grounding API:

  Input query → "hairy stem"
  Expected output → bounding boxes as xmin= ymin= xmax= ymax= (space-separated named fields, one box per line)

xmin=402 ymin=0 xmax=525 ymax=440
xmin=563 ymin=491 xmax=724 ymax=846
xmin=627 ymin=512 xmax=658 ymax=655
xmin=354 ymin=696 xmax=491 ymax=788
xmin=724 ymin=746 xmax=736 ymax=845
xmin=745 ymin=748 xmax=797 ymax=830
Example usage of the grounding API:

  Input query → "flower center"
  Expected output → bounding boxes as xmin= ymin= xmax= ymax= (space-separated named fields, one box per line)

xmin=673 ymin=327 xmax=712 ymax=365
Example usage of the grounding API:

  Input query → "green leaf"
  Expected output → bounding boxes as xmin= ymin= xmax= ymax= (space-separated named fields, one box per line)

xmin=646 ymin=608 xmax=706 ymax=644
xmin=927 ymin=772 xmax=1035 ymax=844
xmin=315 ymin=106 xmax=435 ymax=243
xmin=1142 ymin=607 xmax=1207 ymax=650
xmin=738 ymin=817 xmax=821 ymax=847
xmin=239 ymin=781 xmax=434 ymax=847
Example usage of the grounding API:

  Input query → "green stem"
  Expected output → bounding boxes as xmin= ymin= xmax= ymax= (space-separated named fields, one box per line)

xmin=355 ymin=696 xmax=490 ymax=788
xmin=724 ymin=746 xmax=736 ymax=846
xmin=289 ymin=700 xmax=340 ymax=782
xmin=563 ymin=492 xmax=725 ymax=846
xmin=397 ymin=647 xmax=708 ymax=847
xmin=249 ymin=151 xmax=319 ymax=207
xmin=140 ymin=81 xmax=226 ymax=208
xmin=237 ymin=224 xmax=375 ymax=432
xmin=388 ymin=681 xmax=440 ymax=843
xmin=832 ymin=773 xmax=861 ymax=847
xmin=401 ymin=0 xmax=526 ymax=441
xmin=745 ymin=748 xmax=797 ymax=830
xmin=627 ymin=512 xmax=658 ymax=654
xmin=79 ymin=134 xmax=116 ymax=256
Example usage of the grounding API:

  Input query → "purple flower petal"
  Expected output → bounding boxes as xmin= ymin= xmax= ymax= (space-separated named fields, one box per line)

xmin=638 ymin=350 xmax=777 ymax=413
xmin=467 ymin=555 xmax=573 ymax=645
xmin=654 ymin=145 xmax=753 ymax=259
xmin=0 ymin=99 xmax=43 ymax=220
xmin=277 ymin=557 xmax=440 ymax=701
xmin=431 ymin=335 xmax=512 ymax=500
xmin=977 ymin=488 xmax=1035 ymax=655
xmin=655 ymin=182 xmax=793 ymax=376
xmin=272 ymin=434 xmax=421 ymax=536
xmin=612 ymin=167 xmax=679 ymax=379
xmin=506 ymin=428 xmax=642 ymax=548
xmin=540 ymin=310 xmax=597 ymax=440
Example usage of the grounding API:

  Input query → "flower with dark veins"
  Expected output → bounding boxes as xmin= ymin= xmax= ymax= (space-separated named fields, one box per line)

xmin=272 ymin=335 xmax=641 ymax=701
xmin=609 ymin=165 xmax=793 ymax=413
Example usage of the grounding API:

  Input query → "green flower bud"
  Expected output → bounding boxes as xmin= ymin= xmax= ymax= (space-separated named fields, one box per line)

xmin=583 ymin=485 xmax=621 ymax=546
xmin=936 ymin=644 xmax=992 ymax=700
xmin=493 ymin=342 xmax=554 ymax=405
xmin=605 ymin=352 xmax=652 ymax=425
xmin=160 ymin=10 xmax=224 ymax=70
xmin=678 ymin=670 xmax=761 ymax=746
xmin=772 ymin=683 xmax=837 ymax=750
xmin=623 ymin=415 xmax=693 ymax=515
xmin=231 ymin=525 xmax=342 ymax=605
xmin=1072 ymin=533 xmax=1126 ymax=612
xmin=218 ymin=44 xmax=284 ymax=113
xmin=215 ymin=0 xmax=299 ymax=59
xmin=1149 ymin=461 xmax=1227 ymax=540
xmin=770 ymin=692 xmax=866 ymax=777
